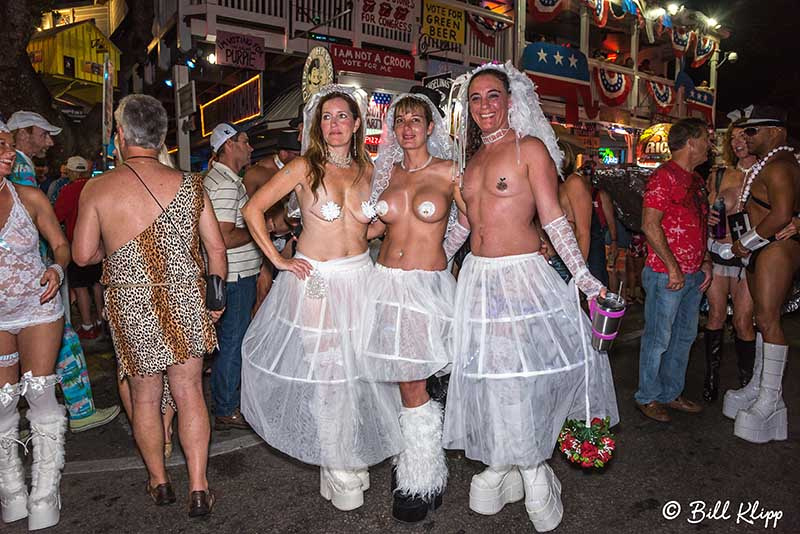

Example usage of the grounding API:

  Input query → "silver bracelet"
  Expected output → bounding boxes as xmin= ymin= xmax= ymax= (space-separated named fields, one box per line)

xmin=48 ymin=264 xmax=65 ymax=286
xmin=739 ymin=228 xmax=770 ymax=252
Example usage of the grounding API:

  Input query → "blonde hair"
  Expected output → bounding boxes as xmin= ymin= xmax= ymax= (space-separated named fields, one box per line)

xmin=723 ymin=118 xmax=745 ymax=167
xmin=304 ymin=92 xmax=369 ymax=201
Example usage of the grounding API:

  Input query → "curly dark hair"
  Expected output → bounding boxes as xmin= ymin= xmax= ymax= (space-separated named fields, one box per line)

xmin=465 ymin=69 xmax=511 ymax=160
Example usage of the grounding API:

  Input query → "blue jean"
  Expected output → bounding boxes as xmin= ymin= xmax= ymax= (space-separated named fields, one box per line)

xmin=635 ymin=267 xmax=704 ymax=405
xmin=211 ymin=274 xmax=257 ymax=417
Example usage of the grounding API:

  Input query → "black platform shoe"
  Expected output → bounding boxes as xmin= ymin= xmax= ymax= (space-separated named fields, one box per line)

xmin=426 ymin=374 xmax=450 ymax=409
xmin=391 ymin=466 xmax=443 ymax=523
xmin=703 ymin=329 xmax=723 ymax=402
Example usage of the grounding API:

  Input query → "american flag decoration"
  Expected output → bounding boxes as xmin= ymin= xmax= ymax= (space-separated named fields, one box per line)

xmin=646 ymin=81 xmax=675 ymax=114
xmin=686 ymin=88 xmax=715 ymax=126
xmin=671 ymin=27 xmax=695 ymax=59
xmin=691 ymin=35 xmax=718 ymax=68
xmin=367 ymin=92 xmax=393 ymax=131
xmin=530 ymin=0 xmax=565 ymax=23
xmin=594 ymin=68 xmax=632 ymax=107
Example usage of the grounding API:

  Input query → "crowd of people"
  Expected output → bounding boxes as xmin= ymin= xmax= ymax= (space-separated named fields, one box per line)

xmin=1 ymin=58 xmax=798 ymax=533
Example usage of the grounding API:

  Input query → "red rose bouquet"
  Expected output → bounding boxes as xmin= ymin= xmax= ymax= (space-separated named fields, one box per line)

xmin=557 ymin=417 xmax=615 ymax=469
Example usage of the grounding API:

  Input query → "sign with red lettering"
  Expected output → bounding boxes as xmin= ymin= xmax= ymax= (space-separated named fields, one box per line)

xmin=215 ymin=30 xmax=265 ymax=71
xmin=361 ymin=0 xmax=415 ymax=34
xmin=330 ymin=44 xmax=414 ymax=80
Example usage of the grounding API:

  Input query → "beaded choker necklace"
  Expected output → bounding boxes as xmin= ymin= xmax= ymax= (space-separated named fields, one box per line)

xmin=739 ymin=146 xmax=795 ymax=206
xmin=736 ymin=162 xmax=755 ymax=173
xmin=400 ymin=154 xmax=433 ymax=173
xmin=327 ymin=150 xmax=352 ymax=168
xmin=481 ymin=128 xmax=510 ymax=145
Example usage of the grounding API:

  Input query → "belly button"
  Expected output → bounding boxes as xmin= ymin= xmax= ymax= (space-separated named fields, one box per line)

xmin=398 ymin=249 xmax=404 ymax=257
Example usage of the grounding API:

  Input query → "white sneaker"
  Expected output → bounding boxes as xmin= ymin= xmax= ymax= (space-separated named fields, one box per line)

xmin=469 ymin=465 xmax=524 ymax=515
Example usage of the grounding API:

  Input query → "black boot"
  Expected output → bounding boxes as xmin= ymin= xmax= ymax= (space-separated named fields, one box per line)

xmin=391 ymin=466 xmax=443 ymax=523
xmin=735 ymin=336 xmax=756 ymax=388
xmin=703 ymin=329 xmax=724 ymax=402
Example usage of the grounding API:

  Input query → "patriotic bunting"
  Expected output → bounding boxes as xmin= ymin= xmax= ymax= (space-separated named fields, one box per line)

xmin=529 ymin=0 xmax=565 ymax=23
xmin=686 ymin=88 xmax=715 ymax=126
xmin=691 ymin=35 xmax=718 ymax=68
xmin=522 ymin=42 xmax=598 ymax=123
xmin=468 ymin=16 xmax=495 ymax=47
xmin=582 ymin=0 xmax=610 ymax=28
xmin=646 ymin=81 xmax=675 ymax=114
xmin=671 ymin=27 xmax=695 ymax=58
xmin=594 ymin=68 xmax=633 ymax=107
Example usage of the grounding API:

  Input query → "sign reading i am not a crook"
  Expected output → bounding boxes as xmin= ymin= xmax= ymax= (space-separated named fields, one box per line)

xmin=215 ymin=30 xmax=266 ymax=71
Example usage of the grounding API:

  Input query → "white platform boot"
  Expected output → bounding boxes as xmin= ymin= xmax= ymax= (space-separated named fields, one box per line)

xmin=0 ymin=386 xmax=28 ymax=524
xmin=733 ymin=342 xmax=788 ymax=444
xmin=26 ymin=407 xmax=67 ymax=531
xmin=519 ymin=462 xmax=563 ymax=532
xmin=723 ymin=332 xmax=764 ymax=419
xmin=319 ymin=467 xmax=364 ymax=511
xmin=469 ymin=465 xmax=524 ymax=515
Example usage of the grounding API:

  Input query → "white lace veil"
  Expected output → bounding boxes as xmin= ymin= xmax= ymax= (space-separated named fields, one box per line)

xmin=452 ymin=60 xmax=563 ymax=179
xmin=288 ymin=84 xmax=368 ymax=218
xmin=368 ymin=93 xmax=452 ymax=204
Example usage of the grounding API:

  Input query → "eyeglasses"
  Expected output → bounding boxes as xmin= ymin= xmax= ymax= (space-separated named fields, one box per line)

xmin=743 ymin=127 xmax=760 ymax=137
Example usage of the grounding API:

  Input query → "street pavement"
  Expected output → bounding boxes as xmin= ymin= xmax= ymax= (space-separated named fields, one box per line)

xmin=4 ymin=303 xmax=798 ymax=533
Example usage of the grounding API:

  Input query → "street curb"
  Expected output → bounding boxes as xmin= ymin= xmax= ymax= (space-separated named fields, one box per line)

xmin=64 ymin=433 xmax=263 ymax=476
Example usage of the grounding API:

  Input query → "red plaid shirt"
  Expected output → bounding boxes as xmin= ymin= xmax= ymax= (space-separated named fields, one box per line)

xmin=643 ymin=160 xmax=708 ymax=274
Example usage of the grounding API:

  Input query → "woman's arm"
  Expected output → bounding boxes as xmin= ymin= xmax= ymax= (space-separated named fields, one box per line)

xmin=22 ymin=187 xmax=70 ymax=303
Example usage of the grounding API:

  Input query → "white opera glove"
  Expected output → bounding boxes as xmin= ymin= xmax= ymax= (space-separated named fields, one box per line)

xmin=443 ymin=221 xmax=470 ymax=262
xmin=543 ymin=215 xmax=604 ymax=299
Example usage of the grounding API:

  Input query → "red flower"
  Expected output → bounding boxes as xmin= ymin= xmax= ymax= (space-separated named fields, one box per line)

xmin=591 ymin=417 xmax=603 ymax=427
xmin=601 ymin=436 xmax=616 ymax=449
xmin=598 ymin=450 xmax=611 ymax=462
xmin=581 ymin=459 xmax=594 ymax=468
xmin=580 ymin=441 xmax=598 ymax=460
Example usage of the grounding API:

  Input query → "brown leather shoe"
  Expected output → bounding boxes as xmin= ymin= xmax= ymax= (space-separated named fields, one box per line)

xmin=188 ymin=489 xmax=216 ymax=517
xmin=665 ymin=396 xmax=703 ymax=413
xmin=146 ymin=481 xmax=176 ymax=506
xmin=637 ymin=401 xmax=671 ymax=423
xmin=214 ymin=409 xmax=250 ymax=431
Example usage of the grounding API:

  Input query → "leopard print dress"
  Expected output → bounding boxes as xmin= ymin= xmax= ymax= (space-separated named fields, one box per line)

xmin=101 ymin=172 xmax=217 ymax=379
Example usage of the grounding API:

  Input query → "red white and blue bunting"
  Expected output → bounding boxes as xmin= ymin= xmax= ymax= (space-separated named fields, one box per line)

xmin=691 ymin=35 xmax=718 ymax=68
xmin=646 ymin=81 xmax=675 ymax=114
xmin=529 ymin=0 xmax=565 ymax=23
xmin=594 ymin=68 xmax=632 ymax=107
xmin=671 ymin=27 xmax=695 ymax=58
xmin=582 ymin=0 xmax=610 ymax=28
xmin=686 ymin=88 xmax=715 ymax=126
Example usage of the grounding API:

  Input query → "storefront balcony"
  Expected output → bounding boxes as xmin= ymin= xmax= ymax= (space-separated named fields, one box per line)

xmin=176 ymin=0 xmax=514 ymax=68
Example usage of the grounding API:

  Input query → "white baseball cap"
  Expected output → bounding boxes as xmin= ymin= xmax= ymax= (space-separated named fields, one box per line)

xmin=66 ymin=156 xmax=90 ymax=172
xmin=7 ymin=111 xmax=62 ymax=135
xmin=0 ymin=119 xmax=9 ymax=133
xmin=210 ymin=123 xmax=238 ymax=153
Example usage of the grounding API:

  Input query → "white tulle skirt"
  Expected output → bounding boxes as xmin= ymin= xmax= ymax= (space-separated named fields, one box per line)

xmin=241 ymin=251 xmax=403 ymax=469
xmin=442 ymin=252 xmax=619 ymax=467
xmin=361 ymin=264 xmax=456 ymax=382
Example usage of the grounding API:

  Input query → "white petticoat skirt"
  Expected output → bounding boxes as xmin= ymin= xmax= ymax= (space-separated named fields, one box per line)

xmin=443 ymin=252 xmax=619 ymax=467
xmin=241 ymin=251 xmax=403 ymax=469
xmin=361 ymin=265 xmax=455 ymax=382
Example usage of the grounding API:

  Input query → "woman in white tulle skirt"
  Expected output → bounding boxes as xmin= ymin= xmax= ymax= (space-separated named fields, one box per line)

xmin=443 ymin=253 xmax=619 ymax=466
xmin=240 ymin=85 xmax=402 ymax=512
xmin=359 ymin=89 xmax=457 ymax=522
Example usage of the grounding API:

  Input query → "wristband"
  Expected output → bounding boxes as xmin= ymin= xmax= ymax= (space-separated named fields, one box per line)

xmin=48 ymin=264 xmax=64 ymax=286
xmin=739 ymin=228 xmax=770 ymax=252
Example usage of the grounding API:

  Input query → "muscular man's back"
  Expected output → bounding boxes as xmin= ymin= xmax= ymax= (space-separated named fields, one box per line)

xmin=461 ymin=137 xmax=540 ymax=257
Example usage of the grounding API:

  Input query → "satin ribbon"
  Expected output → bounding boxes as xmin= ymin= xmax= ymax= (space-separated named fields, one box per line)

xmin=19 ymin=371 xmax=61 ymax=397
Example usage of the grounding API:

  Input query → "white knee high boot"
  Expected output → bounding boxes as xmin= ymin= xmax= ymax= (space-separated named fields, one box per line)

xmin=734 ymin=343 xmax=788 ymax=444
xmin=469 ymin=465 xmax=524 ymax=515
xmin=26 ymin=406 xmax=67 ymax=531
xmin=519 ymin=462 xmax=563 ymax=533
xmin=319 ymin=467 xmax=364 ymax=511
xmin=723 ymin=332 xmax=764 ymax=419
xmin=0 ymin=383 xmax=28 ymax=524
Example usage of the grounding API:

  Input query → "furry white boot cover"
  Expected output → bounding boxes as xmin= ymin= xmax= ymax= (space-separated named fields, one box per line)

xmin=26 ymin=406 xmax=67 ymax=531
xmin=0 ymin=389 xmax=28 ymax=524
xmin=395 ymin=400 xmax=448 ymax=500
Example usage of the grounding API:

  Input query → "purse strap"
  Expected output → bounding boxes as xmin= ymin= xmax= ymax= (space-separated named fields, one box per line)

xmin=124 ymin=162 xmax=193 ymax=259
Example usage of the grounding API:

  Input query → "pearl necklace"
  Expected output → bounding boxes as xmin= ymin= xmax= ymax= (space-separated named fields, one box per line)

xmin=327 ymin=150 xmax=352 ymax=168
xmin=736 ymin=162 xmax=755 ymax=173
xmin=739 ymin=146 xmax=795 ymax=206
xmin=400 ymin=154 xmax=433 ymax=173
xmin=481 ymin=128 xmax=510 ymax=145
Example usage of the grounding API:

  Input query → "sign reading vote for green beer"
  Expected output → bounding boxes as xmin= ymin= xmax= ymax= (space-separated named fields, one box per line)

xmin=422 ymin=1 xmax=465 ymax=45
